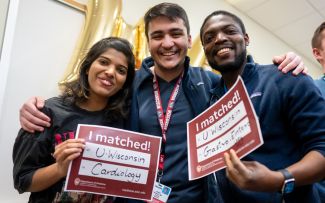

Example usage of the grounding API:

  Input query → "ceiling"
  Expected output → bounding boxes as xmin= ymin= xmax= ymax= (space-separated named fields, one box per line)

xmin=226 ymin=0 xmax=325 ymax=68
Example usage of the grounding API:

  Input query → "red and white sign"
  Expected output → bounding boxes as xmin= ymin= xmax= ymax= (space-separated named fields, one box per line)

xmin=187 ymin=77 xmax=263 ymax=180
xmin=65 ymin=124 xmax=162 ymax=201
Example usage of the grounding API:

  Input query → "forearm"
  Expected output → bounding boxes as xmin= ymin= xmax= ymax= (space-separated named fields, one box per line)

xmin=252 ymin=151 xmax=325 ymax=192
xmin=28 ymin=163 xmax=65 ymax=192
xmin=225 ymin=150 xmax=325 ymax=193
xmin=287 ymin=150 xmax=325 ymax=186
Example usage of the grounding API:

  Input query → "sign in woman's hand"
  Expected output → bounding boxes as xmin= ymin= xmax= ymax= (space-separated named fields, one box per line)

xmin=53 ymin=138 xmax=86 ymax=178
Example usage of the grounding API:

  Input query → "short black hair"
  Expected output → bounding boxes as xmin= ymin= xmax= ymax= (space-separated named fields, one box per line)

xmin=144 ymin=2 xmax=190 ymax=39
xmin=311 ymin=22 xmax=325 ymax=49
xmin=200 ymin=10 xmax=246 ymax=43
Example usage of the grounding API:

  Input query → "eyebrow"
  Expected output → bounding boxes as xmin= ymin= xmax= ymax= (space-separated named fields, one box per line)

xmin=203 ymin=24 xmax=238 ymax=36
xmin=150 ymin=28 xmax=185 ymax=36
xmin=98 ymin=56 xmax=128 ymax=69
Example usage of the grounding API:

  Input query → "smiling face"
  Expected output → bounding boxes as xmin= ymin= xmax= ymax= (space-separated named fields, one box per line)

xmin=87 ymin=48 xmax=128 ymax=103
xmin=201 ymin=14 xmax=249 ymax=73
xmin=147 ymin=16 xmax=192 ymax=75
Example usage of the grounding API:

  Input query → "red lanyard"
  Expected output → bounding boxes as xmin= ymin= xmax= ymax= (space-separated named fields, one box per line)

xmin=153 ymin=71 xmax=183 ymax=180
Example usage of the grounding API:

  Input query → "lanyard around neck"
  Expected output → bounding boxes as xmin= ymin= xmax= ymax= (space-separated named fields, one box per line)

xmin=152 ymin=71 xmax=184 ymax=180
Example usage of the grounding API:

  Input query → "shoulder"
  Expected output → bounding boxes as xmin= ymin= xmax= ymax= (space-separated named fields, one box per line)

xmin=269 ymin=66 xmax=320 ymax=101
xmin=133 ymin=66 xmax=153 ymax=89
xmin=44 ymin=96 xmax=64 ymax=110
xmin=255 ymin=63 xmax=279 ymax=74
xmin=188 ymin=67 xmax=220 ymax=81
xmin=314 ymin=77 xmax=325 ymax=85
xmin=249 ymin=64 xmax=320 ymax=100
xmin=256 ymin=63 xmax=314 ymax=83
xmin=185 ymin=67 xmax=220 ymax=95
xmin=42 ymin=96 xmax=76 ymax=119
xmin=44 ymin=96 xmax=63 ymax=106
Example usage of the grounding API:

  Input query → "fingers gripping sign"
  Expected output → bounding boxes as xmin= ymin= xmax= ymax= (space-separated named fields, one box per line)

xmin=224 ymin=149 xmax=254 ymax=189
xmin=53 ymin=138 xmax=86 ymax=178
xmin=224 ymin=149 xmax=281 ymax=192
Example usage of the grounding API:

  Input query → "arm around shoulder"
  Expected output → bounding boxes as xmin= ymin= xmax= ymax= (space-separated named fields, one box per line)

xmin=19 ymin=96 xmax=51 ymax=133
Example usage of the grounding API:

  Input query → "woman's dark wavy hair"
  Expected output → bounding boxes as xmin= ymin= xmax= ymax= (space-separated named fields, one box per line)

xmin=61 ymin=37 xmax=135 ymax=122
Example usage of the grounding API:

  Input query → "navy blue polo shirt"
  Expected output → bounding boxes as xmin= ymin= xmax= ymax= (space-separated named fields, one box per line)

xmin=136 ymin=75 xmax=204 ymax=203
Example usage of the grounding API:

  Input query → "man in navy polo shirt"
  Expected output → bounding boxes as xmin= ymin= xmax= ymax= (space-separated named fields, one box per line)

xmin=311 ymin=21 xmax=325 ymax=203
xmin=200 ymin=10 xmax=325 ymax=203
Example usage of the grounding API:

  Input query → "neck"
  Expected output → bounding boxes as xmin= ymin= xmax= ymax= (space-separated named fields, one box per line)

xmin=318 ymin=59 xmax=325 ymax=74
xmin=77 ymin=96 xmax=108 ymax=111
xmin=222 ymin=64 xmax=245 ymax=89
xmin=151 ymin=65 xmax=184 ymax=82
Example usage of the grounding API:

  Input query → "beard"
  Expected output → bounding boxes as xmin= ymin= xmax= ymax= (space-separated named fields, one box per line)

xmin=208 ymin=49 xmax=247 ymax=74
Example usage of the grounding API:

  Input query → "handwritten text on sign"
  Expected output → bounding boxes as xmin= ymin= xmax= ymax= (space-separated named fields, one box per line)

xmin=187 ymin=77 xmax=263 ymax=180
xmin=65 ymin=125 xmax=161 ymax=201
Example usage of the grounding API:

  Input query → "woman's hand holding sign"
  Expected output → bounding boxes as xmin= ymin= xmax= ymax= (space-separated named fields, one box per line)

xmin=53 ymin=139 xmax=86 ymax=178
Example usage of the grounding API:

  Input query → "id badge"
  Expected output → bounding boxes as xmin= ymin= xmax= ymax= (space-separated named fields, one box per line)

xmin=147 ymin=182 xmax=171 ymax=203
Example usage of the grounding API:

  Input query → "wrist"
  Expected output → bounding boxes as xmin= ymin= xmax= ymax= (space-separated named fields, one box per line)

xmin=259 ymin=170 xmax=285 ymax=192
xmin=278 ymin=169 xmax=295 ymax=195
xmin=270 ymin=170 xmax=286 ymax=192
xmin=54 ymin=162 xmax=67 ymax=179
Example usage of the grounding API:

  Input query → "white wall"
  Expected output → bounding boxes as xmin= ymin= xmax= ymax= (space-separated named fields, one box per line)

xmin=0 ymin=0 xmax=84 ymax=202
xmin=0 ymin=0 xmax=9 ymax=55
xmin=0 ymin=0 xmax=321 ymax=202
xmin=121 ymin=0 xmax=321 ymax=76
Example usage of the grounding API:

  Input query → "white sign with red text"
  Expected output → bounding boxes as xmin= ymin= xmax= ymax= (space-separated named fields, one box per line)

xmin=187 ymin=77 xmax=263 ymax=180
xmin=65 ymin=124 xmax=161 ymax=201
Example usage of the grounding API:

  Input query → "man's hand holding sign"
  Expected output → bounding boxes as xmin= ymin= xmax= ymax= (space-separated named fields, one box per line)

xmin=187 ymin=77 xmax=263 ymax=180
xmin=224 ymin=149 xmax=280 ymax=192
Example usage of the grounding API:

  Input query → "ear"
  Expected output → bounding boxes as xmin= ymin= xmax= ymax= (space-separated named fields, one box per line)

xmin=312 ymin=48 xmax=322 ymax=60
xmin=188 ymin=34 xmax=192 ymax=49
xmin=244 ymin=33 xmax=250 ymax=46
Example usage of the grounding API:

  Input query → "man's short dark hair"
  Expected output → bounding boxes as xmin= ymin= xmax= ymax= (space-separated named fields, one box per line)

xmin=200 ymin=10 xmax=246 ymax=44
xmin=144 ymin=2 xmax=190 ymax=39
xmin=311 ymin=22 xmax=325 ymax=49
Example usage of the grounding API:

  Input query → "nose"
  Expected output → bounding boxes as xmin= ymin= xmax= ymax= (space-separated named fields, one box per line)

xmin=161 ymin=35 xmax=174 ymax=48
xmin=214 ymin=32 xmax=227 ymax=44
xmin=104 ymin=65 xmax=115 ymax=78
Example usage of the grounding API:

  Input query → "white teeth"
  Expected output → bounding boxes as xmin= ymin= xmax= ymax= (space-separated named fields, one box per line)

xmin=217 ymin=48 xmax=231 ymax=55
xmin=162 ymin=51 xmax=176 ymax=56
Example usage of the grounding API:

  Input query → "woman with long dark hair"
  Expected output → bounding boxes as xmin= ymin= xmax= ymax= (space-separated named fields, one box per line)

xmin=13 ymin=37 xmax=135 ymax=203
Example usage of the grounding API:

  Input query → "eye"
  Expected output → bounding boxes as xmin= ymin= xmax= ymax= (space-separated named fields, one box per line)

xmin=171 ymin=31 xmax=184 ymax=38
xmin=225 ymin=27 xmax=238 ymax=35
xmin=204 ymin=34 xmax=214 ymax=44
xmin=223 ymin=25 xmax=240 ymax=35
xmin=151 ymin=33 xmax=163 ymax=40
xmin=116 ymin=66 xmax=127 ymax=75
xmin=98 ymin=58 xmax=109 ymax=66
